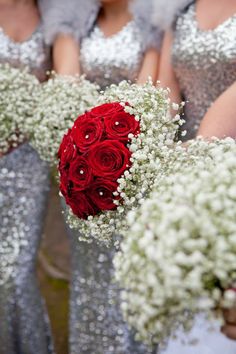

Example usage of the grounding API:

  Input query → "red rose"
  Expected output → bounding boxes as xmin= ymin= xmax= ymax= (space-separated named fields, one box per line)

xmin=104 ymin=111 xmax=140 ymax=140
xmin=66 ymin=190 xmax=98 ymax=219
xmin=68 ymin=156 xmax=93 ymax=191
xmin=87 ymin=179 xmax=119 ymax=211
xmin=88 ymin=140 xmax=131 ymax=180
xmin=71 ymin=113 xmax=103 ymax=152
xmin=58 ymin=100 xmax=138 ymax=221
xmin=89 ymin=102 xmax=124 ymax=119
xmin=58 ymin=131 xmax=77 ymax=167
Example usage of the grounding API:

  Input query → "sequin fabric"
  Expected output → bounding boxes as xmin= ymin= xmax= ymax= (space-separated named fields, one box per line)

xmin=69 ymin=20 xmax=155 ymax=354
xmin=80 ymin=21 xmax=145 ymax=90
xmin=0 ymin=25 xmax=51 ymax=82
xmin=68 ymin=229 xmax=154 ymax=354
xmin=172 ymin=3 xmax=236 ymax=140
xmin=0 ymin=144 xmax=53 ymax=354
xmin=0 ymin=24 xmax=53 ymax=354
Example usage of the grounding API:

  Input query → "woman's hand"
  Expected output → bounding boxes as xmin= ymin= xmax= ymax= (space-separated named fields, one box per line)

xmin=222 ymin=308 xmax=236 ymax=340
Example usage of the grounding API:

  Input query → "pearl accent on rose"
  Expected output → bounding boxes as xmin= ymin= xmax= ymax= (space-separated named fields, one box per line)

xmin=80 ymin=170 xmax=84 ymax=174
xmin=115 ymin=121 xmax=119 ymax=125
xmin=85 ymin=134 xmax=89 ymax=139
xmin=99 ymin=192 xmax=104 ymax=196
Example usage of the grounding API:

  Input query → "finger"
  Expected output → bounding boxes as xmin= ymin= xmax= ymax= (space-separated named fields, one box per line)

xmin=221 ymin=325 xmax=236 ymax=340
xmin=223 ymin=309 xmax=236 ymax=325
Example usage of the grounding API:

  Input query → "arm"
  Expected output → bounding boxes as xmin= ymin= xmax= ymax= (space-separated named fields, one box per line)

xmin=53 ymin=34 xmax=80 ymax=76
xmin=137 ymin=48 xmax=159 ymax=84
xmin=158 ymin=31 xmax=182 ymax=104
xmin=197 ymin=82 xmax=236 ymax=139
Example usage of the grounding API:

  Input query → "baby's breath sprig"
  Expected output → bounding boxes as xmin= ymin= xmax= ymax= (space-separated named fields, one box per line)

xmin=0 ymin=63 xmax=39 ymax=154
xmin=29 ymin=73 xmax=100 ymax=165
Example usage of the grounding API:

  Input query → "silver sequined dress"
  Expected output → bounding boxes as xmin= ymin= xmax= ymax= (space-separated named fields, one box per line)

xmin=80 ymin=21 xmax=145 ymax=89
xmin=0 ymin=25 xmax=53 ymax=354
xmin=67 ymin=21 xmax=160 ymax=354
xmin=172 ymin=2 xmax=236 ymax=140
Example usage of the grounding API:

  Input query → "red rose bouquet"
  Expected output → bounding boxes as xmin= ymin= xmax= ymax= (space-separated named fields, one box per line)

xmin=59 ymin=102 xmax=139 ymax=219
xmin=58 ymin=80 xmax=183 ymax=245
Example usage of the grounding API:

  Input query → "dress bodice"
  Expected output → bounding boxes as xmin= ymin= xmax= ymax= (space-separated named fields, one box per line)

xmin=80 ymin=21 xmax=145 ymax=89
xmin=172 ymin=3 xmax=236 ymax=139
xmin=0 ymin=24 xmax=51 ymax=82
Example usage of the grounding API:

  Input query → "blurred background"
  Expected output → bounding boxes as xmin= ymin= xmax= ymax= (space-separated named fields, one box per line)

xmin=38 ymin=182 xmax=70 ymax=354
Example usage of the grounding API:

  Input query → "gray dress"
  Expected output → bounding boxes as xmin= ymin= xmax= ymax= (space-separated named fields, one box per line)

xmin=172 ymin=2 xmax=236 ymax=140
xmin=67 ymin=20 xmax=162 ymax=354
xmin=0 ymin=25 xmax=53 ymax=354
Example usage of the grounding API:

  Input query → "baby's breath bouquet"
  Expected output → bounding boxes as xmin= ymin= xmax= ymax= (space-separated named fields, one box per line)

xmin=114 ymin=138 xmax=236 ymax=346
xmin=30 ymin=74 xmax=99 ymax=165
xmin=0 ymin=63 xmax=39 ymax=154
xmin=60 ymin=80 xmax=184 ymax=245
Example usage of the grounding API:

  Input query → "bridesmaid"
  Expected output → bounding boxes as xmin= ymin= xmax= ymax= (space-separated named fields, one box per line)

xmin=0 ymin=1 xmax=53 ymax=353
xmin=42 ymin=0 xmax=162 ymax=353
xmin=45 ymin=0 xmax=162 ymax=84
xmin=156 ymin=0 xmax=236 ymax=352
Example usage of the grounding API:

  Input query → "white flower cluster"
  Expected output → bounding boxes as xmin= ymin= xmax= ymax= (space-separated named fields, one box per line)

xmin=114 ymin=137 xmax=236 ymax=345
xmin=0 ymin=63 xmax=39 ymax=154
xmin=67 ymin=80 xmax=184 ymax=245
xmin=30 ymin=74 xmax=100 ymax=165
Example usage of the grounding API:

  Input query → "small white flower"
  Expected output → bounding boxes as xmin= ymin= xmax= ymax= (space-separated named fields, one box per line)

xmin=172 ymin=103 xmax=179 ymax=111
